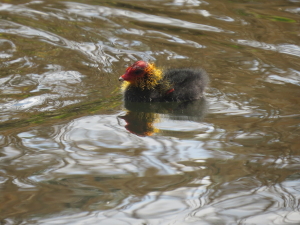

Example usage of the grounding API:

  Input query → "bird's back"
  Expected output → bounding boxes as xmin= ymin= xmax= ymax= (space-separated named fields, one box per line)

xmin=163 ymin=68 xmax=209 ymax=101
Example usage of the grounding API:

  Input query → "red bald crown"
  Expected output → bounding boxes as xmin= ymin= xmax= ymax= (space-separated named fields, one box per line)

xmin=131 ymin=61 xmax=148 ymax=69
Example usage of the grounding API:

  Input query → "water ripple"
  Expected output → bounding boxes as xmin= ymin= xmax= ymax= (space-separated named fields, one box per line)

xmin=237 ymin=39 xmax=300 ymax=58
xmin=0 ymin=0 xmax=300 ymax=224
xmin=64 ymin=2 xmax=227 ymax=33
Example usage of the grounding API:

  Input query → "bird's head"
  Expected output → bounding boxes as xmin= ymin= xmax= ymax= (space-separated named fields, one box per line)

xmin=119 ymin=61 xmax=163 ymax=90
xmin=119 ymin=61 xmax=148 ymax=82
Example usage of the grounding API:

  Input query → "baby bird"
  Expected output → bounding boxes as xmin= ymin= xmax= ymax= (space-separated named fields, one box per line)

xmin=119 ymin=61 xmax=208 ymax=102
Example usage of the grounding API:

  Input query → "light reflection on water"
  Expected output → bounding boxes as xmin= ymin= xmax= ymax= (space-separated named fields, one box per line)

xmin=0 ymin=0 xmax=300 ymax=224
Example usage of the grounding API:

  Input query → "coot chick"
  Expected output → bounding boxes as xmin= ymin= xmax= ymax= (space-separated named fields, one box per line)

xmin=119 ymin=61 xmax=208 ymax=102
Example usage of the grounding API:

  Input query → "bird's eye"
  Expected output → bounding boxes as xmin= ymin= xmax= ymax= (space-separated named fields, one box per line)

xmin=134 ymin=69 xmax=143 ymax=75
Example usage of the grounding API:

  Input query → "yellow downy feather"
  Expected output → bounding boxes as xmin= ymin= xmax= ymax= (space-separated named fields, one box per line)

xmin=121 ymin=63 xmax=163 ymax=91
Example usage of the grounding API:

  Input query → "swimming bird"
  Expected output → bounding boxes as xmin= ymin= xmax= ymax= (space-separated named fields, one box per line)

xmin=119 ymin=61 xmax=208 ymax=102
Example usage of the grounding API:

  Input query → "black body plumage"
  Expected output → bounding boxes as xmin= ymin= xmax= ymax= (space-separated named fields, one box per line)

xmin=123 ymin=68 xmax=208 ymax=102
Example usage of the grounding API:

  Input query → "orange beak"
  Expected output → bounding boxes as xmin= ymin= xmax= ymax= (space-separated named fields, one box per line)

xmin=119 ymin=72 xmax=131 ymax=81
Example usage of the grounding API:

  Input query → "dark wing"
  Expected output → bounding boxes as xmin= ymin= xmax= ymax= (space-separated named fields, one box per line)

xmin=163 ymin=68 xmax=209 ymax=101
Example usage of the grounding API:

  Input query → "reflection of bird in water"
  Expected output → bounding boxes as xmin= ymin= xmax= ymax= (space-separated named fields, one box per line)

xmin=119 ymin=99 xmax=207 ymax=136
xmin=119 ymin=111 xmax=159 ymax=137
xmin=119 ymin=61 xmax=209 ymax=102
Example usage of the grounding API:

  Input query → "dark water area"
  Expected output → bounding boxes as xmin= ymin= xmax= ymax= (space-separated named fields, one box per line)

xmin=1 ymin=0 xmax=300 ymax=224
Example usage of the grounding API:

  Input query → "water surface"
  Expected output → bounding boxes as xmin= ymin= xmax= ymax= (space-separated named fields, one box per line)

xmin=0 ymin=0 xmax=300 ymax=224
